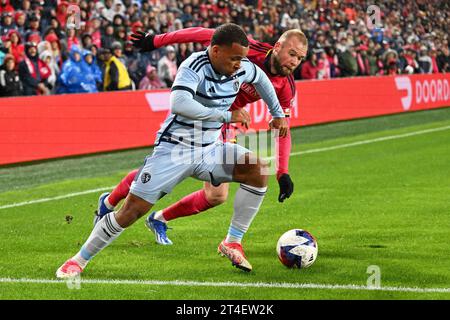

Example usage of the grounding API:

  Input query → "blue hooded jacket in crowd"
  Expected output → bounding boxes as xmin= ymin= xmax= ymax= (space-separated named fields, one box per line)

xmin=56 ymin=45 xmax=102 ymax=94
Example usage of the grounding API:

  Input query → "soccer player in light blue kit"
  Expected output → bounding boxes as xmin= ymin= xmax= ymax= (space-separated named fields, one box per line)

xmin=56 ymin=24 xmax=288 ymax=276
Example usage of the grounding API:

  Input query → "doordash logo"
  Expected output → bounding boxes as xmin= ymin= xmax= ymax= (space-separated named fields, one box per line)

xmin=395 ymin=76 xmax=449 ymax=110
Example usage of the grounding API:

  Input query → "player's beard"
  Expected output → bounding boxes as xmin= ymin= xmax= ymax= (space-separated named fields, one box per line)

xmin=272 ymin=55 xmax=294 ymax=76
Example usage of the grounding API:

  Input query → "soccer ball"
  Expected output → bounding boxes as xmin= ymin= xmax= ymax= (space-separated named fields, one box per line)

xmin=276 ymin=229 xmax=318 ymax=269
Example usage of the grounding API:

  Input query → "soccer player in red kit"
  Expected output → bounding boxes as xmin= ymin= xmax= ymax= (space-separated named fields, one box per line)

xmin=94 ymin=27 xmax=308 ymax=246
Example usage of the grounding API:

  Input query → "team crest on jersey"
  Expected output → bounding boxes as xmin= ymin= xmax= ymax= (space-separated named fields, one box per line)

xmin=141 ymin=172 xmax=151 ymax=184
xmin=233 ymin=79 xmax=240 ymax=92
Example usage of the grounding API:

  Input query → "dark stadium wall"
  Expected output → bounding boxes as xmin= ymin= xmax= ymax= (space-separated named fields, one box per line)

xmin=0 ymin=74 xmax=449 ymax=165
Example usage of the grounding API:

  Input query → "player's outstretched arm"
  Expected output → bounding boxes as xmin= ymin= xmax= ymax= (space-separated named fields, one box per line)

xmin=131 ymin=27 xmax=215 ymax=52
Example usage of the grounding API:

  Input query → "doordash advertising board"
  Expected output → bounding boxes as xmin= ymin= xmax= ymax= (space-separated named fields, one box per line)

xmin=0 ymin=73 xmax=448 ymax=165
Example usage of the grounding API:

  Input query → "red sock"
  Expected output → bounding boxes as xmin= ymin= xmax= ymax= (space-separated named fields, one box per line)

xmin=108 ymin=169 xmax=139 ymax=207
xmin=162 ymin=189 xmax=213 ymax=221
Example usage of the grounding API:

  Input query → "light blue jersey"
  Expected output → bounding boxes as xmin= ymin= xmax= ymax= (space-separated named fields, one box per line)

xmin=155 ymin=49 xmax=285 ymax=147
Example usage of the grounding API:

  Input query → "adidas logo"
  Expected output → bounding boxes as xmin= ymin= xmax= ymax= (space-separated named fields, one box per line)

xmin=208 ymin=87 xmax=216 ymax=93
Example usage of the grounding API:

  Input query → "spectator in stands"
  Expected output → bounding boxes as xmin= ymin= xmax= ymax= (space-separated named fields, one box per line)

xmin=39 ymin=49 xmax=58 ymax=92
xmin=0 ymin=37 xmax=6 ymax=64
xmin=57 ymin=45 xmax=85 ymax=94
xmin=114 ymin=25 xmax=127 ymax=50
xmin=324 ymin=46 xmax=339 ymax=78
xmin=366 ymin=47 xmax=381 ymax=76
xmin=37 ymin=38 xmax=50 ymax=55
xmin=66 ymin=27 xmax=80 ymax=51
xmin=1 ymin=11 xmax=16 ymax=37
xmin=101 ymin=23 xmax=115 ymax=50
xmin=355 ymin=44 xmax=370 ymax=76
xmin=111 ymin=40 xmax=125 ymax=64
xmin=24 ymin=14 xmax=40 ymax=42
xmin=44 ymin=33 xmax=62 ymax=69
xmin=18 ymin=41 xmax=51 ymax=95
xmin=429 ymin=48 xmax=440 ymax=73
xmin=80 ymin=49 xmax=102 ymax=93
xmin=0 ymin=0 xmax=14 ymax=15
xmin=316 ymin=49 xmax=330 ymax=79
xmin=176 ymin=42 xmax=192 ymax=67
xmin=48 ymin=16 xmax=65 ymax=41
xmin=14 ymin=11 xmax=26 ymax=35
xmin=437 ymin=47 xmax=449 ymax=72
xmin=157 ymin=45 xmax=177 ymax=87
xmin=300 ymin=53 xmax=319 ymax=80
xmin=138 ymin=64 xmax=165 ymax=90
xmin=81 ymin=33 xmax=93 ymax=50
xmin=0 ymin=53 xmax=21 ymax=96
xmin=85 ymin=16 xmax=102 ymax=49
xmin=338 ymin=45 xmax=358 ymax=77
xmin=123 ymin=38 xmax=147 ymax=87
xmin=100 ymin=47 xmax=132 ymax=91
xmin=55 ymin=0 xmax=69 ymax=29
xmin=7 ymin=29 xmax=24 ymax=62
xmin=418 ymin=46 xmax=433 ymax=74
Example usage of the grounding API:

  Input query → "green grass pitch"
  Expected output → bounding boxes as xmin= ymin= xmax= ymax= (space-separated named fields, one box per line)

xmin=0 ymin=108 xmax=449 ymax=300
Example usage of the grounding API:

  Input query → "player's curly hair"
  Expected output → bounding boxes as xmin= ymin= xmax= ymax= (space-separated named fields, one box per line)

xmin=211 ymin=23 xmax=249 ymax=47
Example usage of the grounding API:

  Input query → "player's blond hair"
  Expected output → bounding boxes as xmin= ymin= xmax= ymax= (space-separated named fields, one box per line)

xmin=279 ymin=29 xmax=308 ymax=48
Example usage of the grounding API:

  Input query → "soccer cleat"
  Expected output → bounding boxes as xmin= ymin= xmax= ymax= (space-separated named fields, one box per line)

xmin=56 ymin=259 xmax=83 ymax=279
xmin=145 ymin=212 xmax=173 ymax=245
xmin=93 ymin=192 xmax=112 ymax=226
xmin=218 ymin=240 xmax=252 ymax=272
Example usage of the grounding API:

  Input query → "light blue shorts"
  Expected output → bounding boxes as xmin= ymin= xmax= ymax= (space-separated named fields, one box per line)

xmin=130 ymin=141 xmax=250 ymax=204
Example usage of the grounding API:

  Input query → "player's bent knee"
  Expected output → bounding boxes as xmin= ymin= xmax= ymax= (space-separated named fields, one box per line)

xmin=206 ymin=191 xmax=228 ymax=206
xmin=233 ymin=160 xmax=268 ymax=188
xmin=205 ymin=186 xmax=228 ymax=206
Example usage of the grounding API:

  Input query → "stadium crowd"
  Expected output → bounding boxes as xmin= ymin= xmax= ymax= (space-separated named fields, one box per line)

xmin=0 ymin=0 xmax=449 ymax=97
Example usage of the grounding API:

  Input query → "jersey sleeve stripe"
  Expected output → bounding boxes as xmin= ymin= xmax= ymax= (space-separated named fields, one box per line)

xmin=189 ymin=54 xmax=208 ymax=69
xmin=249 ymin=63 xmax=257 ymax=84
xmin=196 ymin=91 xmax=238 ymax=100
xmin=287 ymin=75 xmax=296 ymax=96
xmin=205 ymin=70 xmax=246 ymax=83
xmin=250 ymin=42 xmax=272 ymax=51
xmin=171 ymin=85 xmax=195 ymax=97
xmin=190 ymin=57 xmax=209 ymax=71
xmin=173 ymin=118 xmax=222 ymax=131
xmin=194 ymin=61 xmax=211 ymax=73
xmin=249 ymin=44 xmax=269 ymax=54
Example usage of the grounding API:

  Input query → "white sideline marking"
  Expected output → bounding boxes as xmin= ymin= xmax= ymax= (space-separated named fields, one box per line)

xmin=0 ymin=186 xmax=115 ymax=210
xmin=0 ymin=277 xmax=449 ymax=294
xmin=265 ymin=124 xmax=450 ymax=160
xmin=1 ymin=125 xmax=449 ymax=211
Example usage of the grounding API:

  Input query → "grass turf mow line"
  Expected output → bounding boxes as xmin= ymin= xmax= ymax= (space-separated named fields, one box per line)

xmin=1 ymin=124 xmax=449 ymax=211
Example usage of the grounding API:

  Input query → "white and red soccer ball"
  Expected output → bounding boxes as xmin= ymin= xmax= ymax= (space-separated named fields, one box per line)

xmin=276 ymin=229 xmax=318 ymax=269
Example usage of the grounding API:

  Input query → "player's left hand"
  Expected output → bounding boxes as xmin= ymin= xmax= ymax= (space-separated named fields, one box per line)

xmin=269 ymin=117 xmax=288 ymax=138
xmin=278 ymin=173 xmax=294 ymax=203
xmin=130 ymin=31 xmax=156 ymax=52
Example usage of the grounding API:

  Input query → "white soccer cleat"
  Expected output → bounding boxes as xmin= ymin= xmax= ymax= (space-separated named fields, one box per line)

xmin=56 ymin=259 xmax=83 ymax=279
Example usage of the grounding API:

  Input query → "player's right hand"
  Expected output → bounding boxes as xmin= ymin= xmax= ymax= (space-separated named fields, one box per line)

xmin=130 ymin=31 xmax=156 ymax=52
xmin=269 ymin=117 xmax=289 ymax=138
xmin=230 ymin=108 xmax=251 ymax=129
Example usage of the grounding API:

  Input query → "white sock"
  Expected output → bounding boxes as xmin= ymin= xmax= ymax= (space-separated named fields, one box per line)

xmin=72 ymin=212 xmax=124 ymax=268
xmin=153 ymin=210 xmax=167 ymax=223
xmin=225 ymin=184 xmax=267 ymax=243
